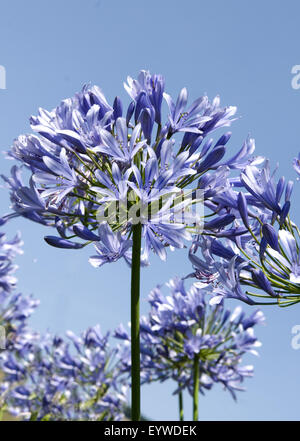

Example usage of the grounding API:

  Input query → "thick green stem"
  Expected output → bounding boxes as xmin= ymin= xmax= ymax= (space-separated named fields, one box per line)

xmin=131 ymin=223 xmax=142 ymax=421
xmin=179 ymin=390 xmax=184 ymax=421
xmin=193 ymin=354 xmax=200 ymax=421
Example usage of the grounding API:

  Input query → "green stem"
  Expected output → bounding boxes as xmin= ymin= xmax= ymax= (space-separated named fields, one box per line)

xmin=193 ymin=354 xmax=200 ymax=421
xmin=179 ymin=390 xmax=184 ymax=421
xmin=131 ymin=223 xmax=142 ymax=421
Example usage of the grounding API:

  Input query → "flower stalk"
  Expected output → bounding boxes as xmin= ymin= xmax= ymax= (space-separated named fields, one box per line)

xmin=131 ymin=222 xmax=142 ymax=421
xmin=179 ymin=391 xmax=184 ymax=421
xmin=193 ymin=353 xmax=200 ymax=421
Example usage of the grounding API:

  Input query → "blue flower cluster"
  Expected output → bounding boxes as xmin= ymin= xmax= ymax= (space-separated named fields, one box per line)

xmin=0 ymin=327 xmax=128 ymax=420
xmin=0 ymin=226 xmax=127 ymax=421
xmin=115 ymin=278 xmax=264 ymax=400
xmin=0 ymin=225 xmax=38 ymax=341
xmin=186 ymin=156 xmax=300 ymax=306
xmin=3 ymin=70 xmax=260 ymax=265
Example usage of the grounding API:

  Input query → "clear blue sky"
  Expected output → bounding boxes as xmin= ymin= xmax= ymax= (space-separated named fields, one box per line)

xmin=1 ymin=0 xmax=300 ymax=420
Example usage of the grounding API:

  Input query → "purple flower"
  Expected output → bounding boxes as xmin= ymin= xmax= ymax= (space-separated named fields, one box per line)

xmin=124 ymin=70 xmax=165 ymax=125
xmin=211 ymin=258 xmax=256 ymax=305
xmin=0 ymin=223 xmax=128 ymax=420
xmin=219 ymin=136 xmax=264 ymax=170
xmin=3 ymin=71 xmax=254 ymax=267
xmin=262 ymin=224 xmax=280 ymax=252
xmin=164 ymin=89 xmax=236 ymax=136
xmin=266 ymin=229 xmax=300 ymax=283
xmin=89 ymin=223 xmax=132 ymax=267
xmin=33 ymin=148 xmax=79 ymax=204
xmin=116 ymin=277 xmax=263 ymax=399
xmin=1 ymin=326 xmax=128 ymax=420
xmin=44 ymin=236 xmax=84 ymax=249
xmin=241 ymin=161 xmax=292 ymax=216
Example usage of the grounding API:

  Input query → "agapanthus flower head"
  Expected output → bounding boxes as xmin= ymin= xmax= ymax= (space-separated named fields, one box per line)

xmin=115 ymin=278 xmax=264 ymax=400
xmin=0 ymin=325 xmax=128 ymax=420
xmin=3 ymin=70 xmax=258 ymax=267
xmin=0 ymin=223 xmax=128 ymax=421
xmin=189 ymin=210 xmax=300 ymax=306
xmin=0 ymin=225 xmax=39 ymax=369
xmin=180 ymin=138 xmax=300 ymax=308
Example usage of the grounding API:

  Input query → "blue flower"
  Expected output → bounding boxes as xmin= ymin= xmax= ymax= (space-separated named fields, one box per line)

xmin=219 ymin=136 xmax=264 ymax=170
xmin=124 ymin=70 xmax=165 ymax=125
xmin=0 ymin=223 xmax=128 ymax=420
xmin=33 ymin=148 xmax=79 ymax=204
xmin=164 ymin=90 xmax=236 ymax=136
xmin=211 ymin=257 xmax=256 ymax=305
xmin=115 ymin=277 xmax=263 ymax=398
xmin=265 ymin=229 xmax=300 ymax=284
xmin=1 ymin=325 xmax=128 ymax=420
xmin=94 ymin=119 xmax=146 ymax=163
xmin=241 ymin=161 xmax=293 ymax=216
xmin=3 ymin=70 xmax=250 ymax=270
xmin=89 ymin=223 xmax=132 ymax=267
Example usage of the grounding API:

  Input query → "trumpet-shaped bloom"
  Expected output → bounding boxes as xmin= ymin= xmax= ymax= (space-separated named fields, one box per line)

xmin=241 ymin=161 xmax=293 ymax=217
xmin=89 ymin=223 xmax=132 ymax=267
xmin=263 ymin=228 xmax=300 ymax=283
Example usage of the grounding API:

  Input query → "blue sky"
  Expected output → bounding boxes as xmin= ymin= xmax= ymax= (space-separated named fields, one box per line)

xmin=1 ymin=0 xmax=300 ymax=420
